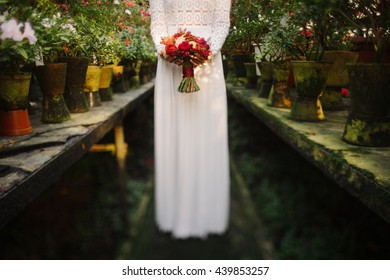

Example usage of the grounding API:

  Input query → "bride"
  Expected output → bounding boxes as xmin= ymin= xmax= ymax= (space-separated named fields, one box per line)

xmin=149 ymin=0 xmax=231 ymax=239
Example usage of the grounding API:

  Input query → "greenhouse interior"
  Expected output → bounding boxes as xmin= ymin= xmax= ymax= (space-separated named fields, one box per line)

xmin=0 ymin=0 xmax=390 ymax=260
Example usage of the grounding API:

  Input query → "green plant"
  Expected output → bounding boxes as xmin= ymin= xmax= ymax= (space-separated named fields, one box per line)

xmin=224 ymin=0 xmax=269 ymax=57
xmin=30 ymin=0 xmax=73 ymax=64
xmin=289 ymin=0 xmax=352 ymax=60
xmin=255 ymin=0 xmax=304 ymax=61
xmin=0 ymin=4 xmax=38 ymax=72
xmin=336 ymin=0 xmax=390 ymax=63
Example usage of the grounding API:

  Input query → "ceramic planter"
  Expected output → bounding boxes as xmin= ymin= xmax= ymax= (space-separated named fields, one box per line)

xmin=0 ymin=72 xmax=32 ymax=111
xmin=35 ymin=63 xmax=71 ymax=123
xmin=290 ymin=61 xmax=332 ymax=121
xmin=129 ymin=60 xmax=142 ymax=88
xmin=112 ymin=65 xmax=129 ymax=93
xmin=342 ymin=63 xmax=390 ymax=147
xmin=0 ymin=72 xmax=33 ymax=136
xmin=58 ymin=57 xmax=90 ymax=113
xmin=320 ymin=51 xmax=359 ymax=111
xmin=257 ymin=61 xmax=273 ymax=98
xmin=231 ymin=54 xmax=251 ymax=78
xmin=84 ymin=65 xmax=102 ymax=107
xmin=99 ymin=64 xmax=114 ymax=101
xmin=267 ymin=61 xmax=291 ymax=109
xmin=244 ymin=62 xmax=258 ymax=89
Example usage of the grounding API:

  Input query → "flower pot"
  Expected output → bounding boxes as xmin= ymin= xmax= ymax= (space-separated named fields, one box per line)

xmin=0 ymin=109 xmax=32 ymax=136
xmin=244 ymin=62 xmax=258 ymax=89
xmin=231 ymin=54 xmax=251 ymax=78
xmin=290 ymin=61 xmax=332 ymax=121
xmin=99 ymin=64 xmax=114 ymax=101
xmin=140 ymin=61 xmax=153 ymax=84
xmin=320 ymin=51 xmax=359 ymax=111
xmin=129 ymin=60 xmax=142 ymax=88
xmin=351 ymin=37 xmax=390 ymax=63
xmin=257 ymin=61 xmax=273 ymax=98
xmin=0 ymin=72 xmax=32 ymax=111
xmin=58 ymin=57 xmax=90 ymax=113
xmin=84 ymin=65 xmax=102 ymax=107
xmin=35 ymin=63 xmax=71 ymax=123
xmin=342 ymin=63 xmax=390 ymax=147
xmin=112 ymin=65 xmax=129 ymax=93
xmin=267 ymin=61 xmax=291 ymax=108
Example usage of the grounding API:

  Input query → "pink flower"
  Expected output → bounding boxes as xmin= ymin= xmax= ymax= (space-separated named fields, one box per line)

xmin=22 ymin=22 xmax=37 ymax=44
xmin=0 ymin=18 xmax=23 ymax=41
xmin=125 ymin=1 xmax=135 ymax=7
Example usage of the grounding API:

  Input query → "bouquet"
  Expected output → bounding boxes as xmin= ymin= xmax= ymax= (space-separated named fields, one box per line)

xmin=159 ymin=29 xmax=211 ymax=93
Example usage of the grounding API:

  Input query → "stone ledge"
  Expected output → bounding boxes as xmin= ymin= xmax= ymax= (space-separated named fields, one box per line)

xmin=227 ymin=84 xmax=390 ymax=224
xmin=0 ymin=81 xmax=154 ymax=228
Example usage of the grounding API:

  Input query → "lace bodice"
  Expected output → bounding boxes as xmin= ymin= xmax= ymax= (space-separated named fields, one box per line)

xmin=150 ymin=0 xmax=231 ymax=56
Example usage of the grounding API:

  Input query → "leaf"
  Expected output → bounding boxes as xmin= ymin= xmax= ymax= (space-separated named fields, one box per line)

xmin=19 ymin=49 xmax=28 ymax=60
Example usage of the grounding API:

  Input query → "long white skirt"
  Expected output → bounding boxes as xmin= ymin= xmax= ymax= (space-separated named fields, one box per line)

xmin=154 ymin=52 xmax=230 ymax=239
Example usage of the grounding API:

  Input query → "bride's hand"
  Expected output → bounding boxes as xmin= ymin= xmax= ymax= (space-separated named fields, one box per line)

xmin=160 ymin=54 xmax=183 ymax=65
xmin=190 ymin=54 xmax=210 ymax=68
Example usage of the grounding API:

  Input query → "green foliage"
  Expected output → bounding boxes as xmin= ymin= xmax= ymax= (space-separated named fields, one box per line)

xmin=30 ymin=1 xmax=73 ymax=64
xmin=0 ymin=6 xmax=39 ymax=72
xmin=336 ymin=0 xmax=390 ymax=63
xmin=224 ymin=0 xmax=269 ymax=56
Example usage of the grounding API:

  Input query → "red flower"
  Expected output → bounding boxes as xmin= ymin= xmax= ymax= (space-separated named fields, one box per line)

xmin=178 ymin=41 xmax=191 ymax=52
xmin=125 ymin=38 xmax=130 ymax=46
xmin=165 ymin=43 xmax=178 ymax=57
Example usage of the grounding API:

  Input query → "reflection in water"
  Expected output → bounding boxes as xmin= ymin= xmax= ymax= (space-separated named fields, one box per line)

xmin=0 ymin=96 xmax=389 ymax=260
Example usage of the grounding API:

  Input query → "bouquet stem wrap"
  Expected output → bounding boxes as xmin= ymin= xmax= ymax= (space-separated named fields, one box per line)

xmin=178 ymin=64 xmax=200 ymax=93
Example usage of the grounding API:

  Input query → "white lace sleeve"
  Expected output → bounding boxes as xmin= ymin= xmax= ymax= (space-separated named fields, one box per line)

xmin=149 ymin=0 xmax=169 ymax=52
xmin=210 ymin=0 xmax=231 ymax=56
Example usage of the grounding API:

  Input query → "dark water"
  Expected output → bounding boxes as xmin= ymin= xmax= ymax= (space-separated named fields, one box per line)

xmin=0 ymin=95 xmax=389 ymax=260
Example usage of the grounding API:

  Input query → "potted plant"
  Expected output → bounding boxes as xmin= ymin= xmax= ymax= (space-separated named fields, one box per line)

xmin=55 ymin=5 xmax=90 ymax=113
xmin=287 ymin=0 xmax=339 ymax=121
xmin=224 ymin=0 xmax=268 ymax=85
xmin=0 ymin=4 xmax=38 ymax=136
xmin=337 ymin=0 xmax=390 ymax=146
xmin=31 ymin=0 xmax=73 ymax=123
xmin=119 ymin=0 xmax=154 ymax=88
xmin=255 ymin=0 xmax=301 ymax=107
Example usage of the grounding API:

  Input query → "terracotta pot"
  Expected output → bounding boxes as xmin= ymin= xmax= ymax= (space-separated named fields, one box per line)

xmin=267 ymin=61 xmax=291 ymax=109
xmin=99 ymin=64 xmax=114 ymax=101
xmin=84 ymin=65 xmax=102 ymax=107
xmin=342 ymin=63 xmax=390 ymax=147
xmin=0 ymin=72 xmax=32 ymax=111
xmin=58 ymin=57 xmax=90 ymax=113
xmin=0 ymin=109 xmax=32 ymax=136
xmin=290 ymin=61 xmax=332 ymax=121
xmin=35 ymin=63 xmax=71 ymax=123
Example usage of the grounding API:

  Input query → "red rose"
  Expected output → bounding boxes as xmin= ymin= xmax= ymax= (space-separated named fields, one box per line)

xmin=165 ymin=43 xmax=178 ymax=57
xmin=178 ymin=41 xmax=191 ymax=52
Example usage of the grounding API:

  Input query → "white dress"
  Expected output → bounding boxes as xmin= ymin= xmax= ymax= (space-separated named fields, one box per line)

xmin=150 ymin=0 xmax=231 ymax=239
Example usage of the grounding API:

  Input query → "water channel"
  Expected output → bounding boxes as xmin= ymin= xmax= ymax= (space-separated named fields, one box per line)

xmin=1 ymin=96 xmax=389 ymax=259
